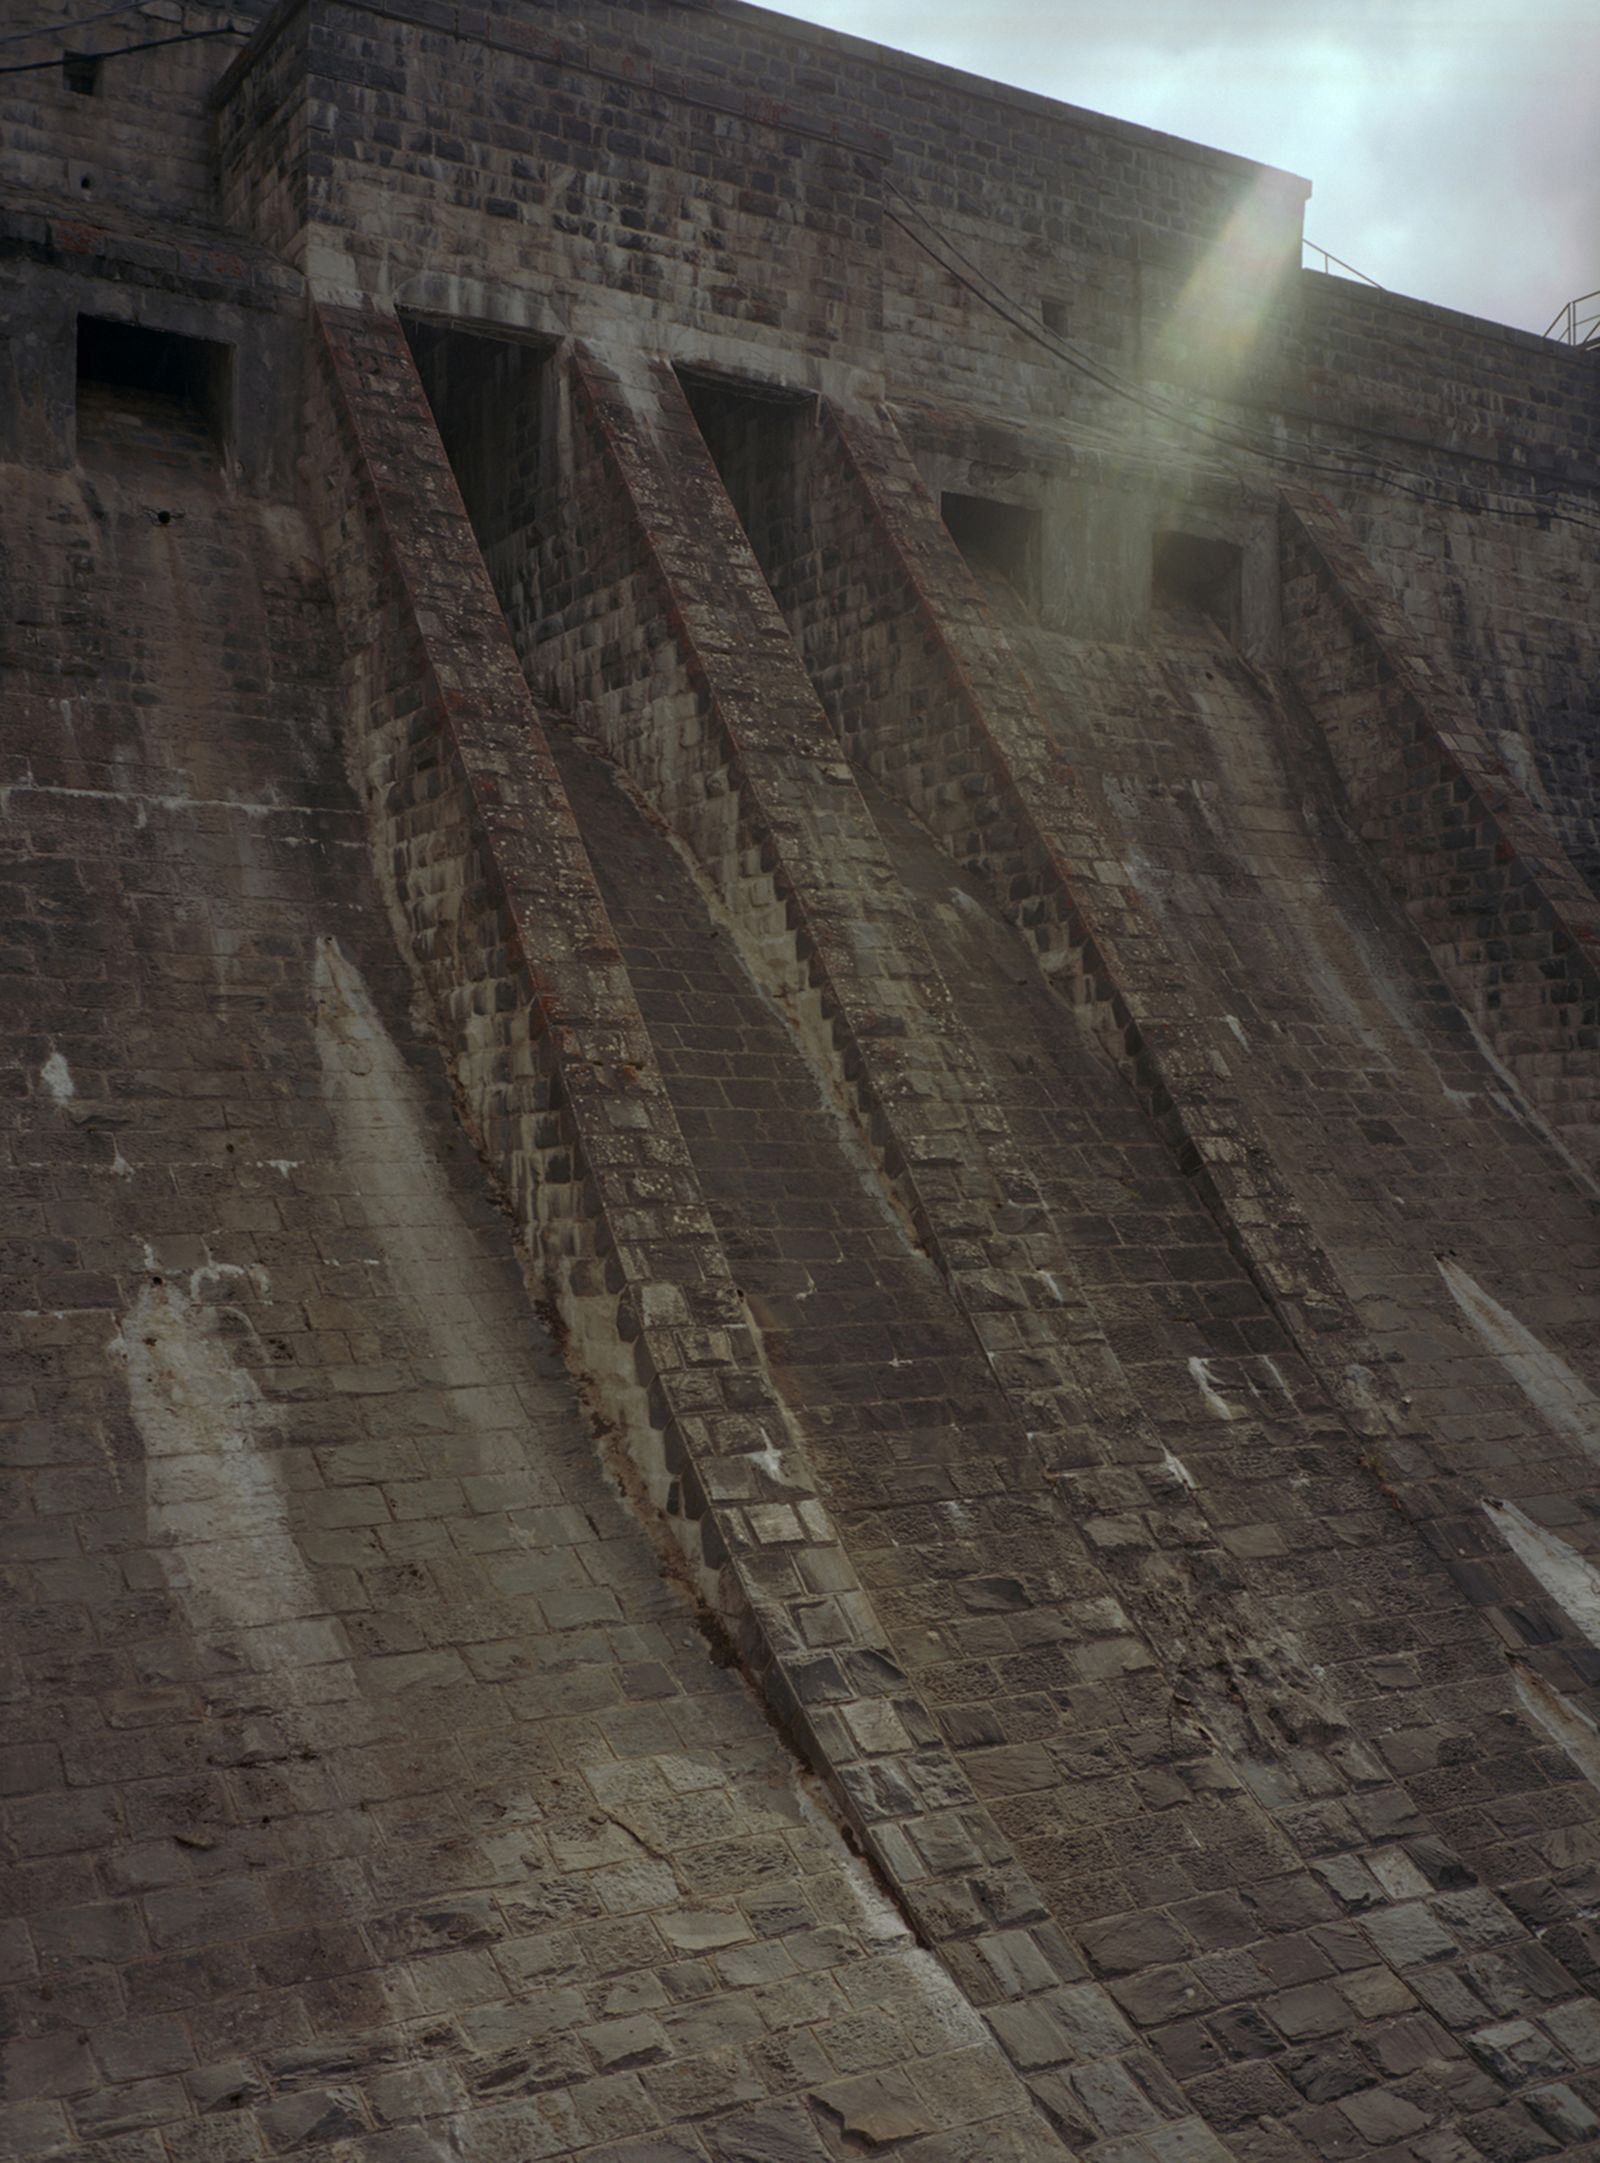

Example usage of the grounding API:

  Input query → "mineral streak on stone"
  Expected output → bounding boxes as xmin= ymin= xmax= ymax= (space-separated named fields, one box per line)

xmin=3 ymin=4 xmax=1599 ymax=2161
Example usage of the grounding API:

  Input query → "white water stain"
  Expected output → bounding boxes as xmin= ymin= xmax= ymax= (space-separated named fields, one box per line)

xmin=1511 ymin=1663 xmax=1600 ymax=1793
xmin=1162 ymin=1448 xmax=1198 ymax=1492
xmin=1485 ymin=1498 xmax=1600 ymax=1654
xmin=1259 ymin=1357 xmax=1299 ymax=1408
xmin=315 ymin=939 xmax=484 ymax=1329
xmin=41 ymin=1051 xmax=75 ymax=1103
xmin=312 ymin=938 xmax=538 ymax=1461
xmin=112 ymin=1262 xmax=321 ymax=1648
xmin=1440 ymin=1257 xmax=1600 ymax=1463
xmin=1188 ymin=1355 xmax=1238 ymax=1422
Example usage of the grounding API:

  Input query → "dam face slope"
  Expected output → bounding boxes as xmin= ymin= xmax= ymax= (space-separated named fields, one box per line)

xmin=4 ymin=4 xmax=1600 ymax=2159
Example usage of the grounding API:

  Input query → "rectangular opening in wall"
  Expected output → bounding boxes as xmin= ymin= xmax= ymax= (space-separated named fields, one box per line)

xmin=75 ymin=315 xmax=231 ymax=458
xmin=940 ymin=492 xmax=1040 ymax=611
xmin=677 ymin=368 xmax=812 ymax=593
xmin=1152 ymin=531 xmax=1242 ymax=640
xmin=402 ymin=319 xmax=551 ymax=584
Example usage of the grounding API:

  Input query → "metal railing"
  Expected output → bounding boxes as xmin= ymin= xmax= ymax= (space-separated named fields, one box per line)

xmin=1543 ymin=290 xmax=1600 ymax=347
xmin=1302 ymin=239 xmax=1382 ymax=288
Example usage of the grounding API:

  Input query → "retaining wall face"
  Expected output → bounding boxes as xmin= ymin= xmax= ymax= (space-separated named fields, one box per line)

xmin=17 ymin=2 xmax=1600 ymax=2153
xmin=567 ymin=344 xmax=1182 ymax=1464
xmin=1259 ymin=280 xmax=1600 ymax=906
xmin=307 ymin=303 xmax=1132 ymax=2156
xmin=542 ymin=353 xmax=1487 ymax=2144
xmin=769 ymin=389 xmax=1600 ymax=1754
xmin=11 ymin=292 xmax=1597 ymax=2161
xmin=790 ymin=393 xmax=1600 ymax=1549
xmin=813 ymin=400 xmax=1600 ymax=1520
xmin=799 ymin=405 xmax=1396 ymax=1408
xmin=3 ymin=317 xmax=1019 ymax=2163
xmin=410 ymin=329 xmax=1600 ymax=2155
xmin=1278 ymin=485 xmax=1600 ymax=1165
xmin=819 ymin=390 xmax=1600 ymax=1719
xmin=1308 ymin=475 xmax=1600 ymax=907
xmin=308 ymin=304 xmax=820 ymax=1685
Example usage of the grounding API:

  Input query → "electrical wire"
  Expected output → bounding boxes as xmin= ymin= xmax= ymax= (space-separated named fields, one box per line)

xmin=884 ymin=198 xmax=1396 ymax=489
xmin=0 ymin=0 xmax=142 ymax=46
xmin=878 ymin=170 xmax=1600 ymax=537
xmin=882 ymin=176 xmax=1435 ymax=478
xmin=0 ymin=21 xmax=245 ymax=69
xmin=883 ymin=180 xmax=1586 ymax=523
xmin=890 ymin=190 xmax=1600 ymax=534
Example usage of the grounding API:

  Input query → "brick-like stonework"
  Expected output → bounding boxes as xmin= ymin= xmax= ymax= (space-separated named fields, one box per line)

xmin=5 ymin=1 xmax=1600 ymax=2159
xmin=1279 ymin=484 xmax=1600 ymax=1163
xmin=3 ymin=328 xmax=1065 ymax=2163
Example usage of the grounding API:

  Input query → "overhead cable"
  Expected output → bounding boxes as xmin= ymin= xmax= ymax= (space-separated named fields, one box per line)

xmin=878 ymin=170 xmax=1600 ymax=537
xmin=0 ymin=22 xmax=245 ymax=70
xmin=0 ymin=0 xmax=142 ymax=46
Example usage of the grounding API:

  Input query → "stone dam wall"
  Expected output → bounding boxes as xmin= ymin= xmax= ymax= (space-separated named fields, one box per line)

xmin=3 ymin=4 xmax=1600 ymax=2161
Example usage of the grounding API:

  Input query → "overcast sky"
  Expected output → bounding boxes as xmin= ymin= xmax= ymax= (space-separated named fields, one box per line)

xmin=776 ymin=0 xmax=1598 ymax=337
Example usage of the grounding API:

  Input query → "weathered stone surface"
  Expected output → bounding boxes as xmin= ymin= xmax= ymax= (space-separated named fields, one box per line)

xmin=0 ymin=376 xmax=1063 ymax=2159
xmin=4 ymin=2 xmax=1600 ymax=2160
